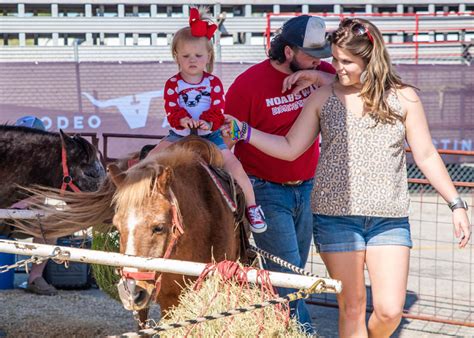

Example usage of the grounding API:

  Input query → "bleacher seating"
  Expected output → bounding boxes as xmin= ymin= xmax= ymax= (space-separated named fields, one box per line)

xmin=0 ymin=1 xmax=472 ymax=64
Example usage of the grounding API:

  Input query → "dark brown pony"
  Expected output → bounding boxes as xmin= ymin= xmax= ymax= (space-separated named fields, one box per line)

xmin=14 ymin=137 xmax=247 ymax=322
xmin=0 ymin=125 xmax=105 ymax=208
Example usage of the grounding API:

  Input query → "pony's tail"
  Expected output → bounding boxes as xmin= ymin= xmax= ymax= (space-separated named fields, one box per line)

xmin=12 ymin=178 xmax=116 ymax=240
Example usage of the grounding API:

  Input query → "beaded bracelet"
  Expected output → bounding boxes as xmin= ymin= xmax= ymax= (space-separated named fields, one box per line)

xmin=240 ymin=122 xmax=248 ymax=142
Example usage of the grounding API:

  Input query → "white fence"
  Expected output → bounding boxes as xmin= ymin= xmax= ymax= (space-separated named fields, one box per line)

xmin=0 ymin=238 xmax=342 ymax=292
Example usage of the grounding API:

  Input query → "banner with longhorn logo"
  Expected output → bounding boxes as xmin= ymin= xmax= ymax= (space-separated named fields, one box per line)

xmin=0 ymin=62 xmax=472 ymax=161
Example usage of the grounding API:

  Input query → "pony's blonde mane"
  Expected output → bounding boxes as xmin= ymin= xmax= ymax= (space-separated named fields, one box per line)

xmin=11 ymin=179 xmax=116 ymax=239
xmin=113 ymin=146 xmax=206 ymax=213
xmin=11 ymin=138 xmax=223 ymax=239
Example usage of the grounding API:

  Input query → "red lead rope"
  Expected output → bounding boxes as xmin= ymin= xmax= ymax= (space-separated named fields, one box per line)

xmin=60 ymin=137 xmax=81 ymax=194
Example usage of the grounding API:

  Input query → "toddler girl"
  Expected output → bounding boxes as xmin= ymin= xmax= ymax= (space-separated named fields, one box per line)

xmin=153 ymin=7 xmax=267 ymax=233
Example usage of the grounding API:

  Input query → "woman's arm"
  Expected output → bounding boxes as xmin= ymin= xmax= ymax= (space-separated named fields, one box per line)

xmin=225 ymin=87 xmax=329 ymax=161
xmin=402 ymin=87 xmax=471 ymax=248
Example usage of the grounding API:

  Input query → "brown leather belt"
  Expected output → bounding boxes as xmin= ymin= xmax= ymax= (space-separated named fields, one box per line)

xmin=281 ymin=180 xmax=304 ymax=186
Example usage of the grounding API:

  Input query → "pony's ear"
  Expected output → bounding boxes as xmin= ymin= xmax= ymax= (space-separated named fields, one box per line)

xmin=108 ymin=164 xmax=126 ymax=187
xmin=59 ymin=129 xmax=71 ymax=140
xmin=154 ymin=165 xmax=173 ymax=194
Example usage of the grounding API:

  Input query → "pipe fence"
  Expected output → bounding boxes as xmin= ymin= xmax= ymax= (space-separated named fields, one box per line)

xmin=76 ymin=133 xmax=474 ymax=326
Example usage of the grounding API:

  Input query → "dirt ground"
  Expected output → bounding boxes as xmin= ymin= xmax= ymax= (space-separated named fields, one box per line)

xmin=0 ymin=274 xmax=161 ymax=337
xmin=1 ymin=273 xmax=474 ymax=337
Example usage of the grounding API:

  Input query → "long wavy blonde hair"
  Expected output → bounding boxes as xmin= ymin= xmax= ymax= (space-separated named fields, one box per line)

xmin=331 ymin=18 xmax=413 ymax=124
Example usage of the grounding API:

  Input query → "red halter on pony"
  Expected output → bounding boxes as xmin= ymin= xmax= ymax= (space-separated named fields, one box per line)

xmin=59 ymin=132 xmax=81 ymax=194
xmin=14 ymin=117 xmax=81 ymax=194
xmin=120 ymin=192 xmax=185 ymax=302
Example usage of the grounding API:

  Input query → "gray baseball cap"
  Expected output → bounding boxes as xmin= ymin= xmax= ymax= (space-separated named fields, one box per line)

xmin=281 ymin=15 xmax=332 ymax=58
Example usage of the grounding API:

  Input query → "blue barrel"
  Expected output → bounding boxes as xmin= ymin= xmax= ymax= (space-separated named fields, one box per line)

xmin=0 ymin=236 xmax=15 ymax=289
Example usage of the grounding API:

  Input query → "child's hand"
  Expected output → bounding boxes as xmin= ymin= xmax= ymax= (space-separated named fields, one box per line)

xmin=180 ymin=117 xmax=200 ymax=129
xmin=198 ymin=120 xmax=212 ymax=131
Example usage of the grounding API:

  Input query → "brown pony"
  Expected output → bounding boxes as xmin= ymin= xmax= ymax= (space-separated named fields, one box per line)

xmin=14 ymin=136 xmax=247 ymax=323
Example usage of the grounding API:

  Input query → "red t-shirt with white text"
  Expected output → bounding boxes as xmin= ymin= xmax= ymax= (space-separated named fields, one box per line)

xmin=225 ymin=59 xmax=335 ymax=183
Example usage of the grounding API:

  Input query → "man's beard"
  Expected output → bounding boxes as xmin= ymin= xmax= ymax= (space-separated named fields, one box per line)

xmin=289 ymin=59 xmax=316 ymax=73
xmin=289 ymin=59 xmax=303 ymax=73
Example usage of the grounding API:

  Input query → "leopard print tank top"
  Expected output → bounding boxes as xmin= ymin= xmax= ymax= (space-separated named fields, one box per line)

xmin=311 ymin=88 xmax=410 ymax=217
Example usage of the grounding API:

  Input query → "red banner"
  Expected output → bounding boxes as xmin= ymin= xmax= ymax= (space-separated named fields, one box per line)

xmin=1 ymin=62 xmax=472 ymax=160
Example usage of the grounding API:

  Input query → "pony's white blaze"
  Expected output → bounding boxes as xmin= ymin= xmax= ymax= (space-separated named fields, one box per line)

xmin=124 ymin=209 xmax=140 ymax=257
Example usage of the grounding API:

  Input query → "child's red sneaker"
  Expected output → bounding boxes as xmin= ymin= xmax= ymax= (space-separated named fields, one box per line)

xmin=246 ymin=205 xmax=267 ymax=233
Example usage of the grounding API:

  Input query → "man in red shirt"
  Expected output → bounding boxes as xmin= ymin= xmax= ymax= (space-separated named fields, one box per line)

xmin=225 ymin=15 xmax=335 ymax=333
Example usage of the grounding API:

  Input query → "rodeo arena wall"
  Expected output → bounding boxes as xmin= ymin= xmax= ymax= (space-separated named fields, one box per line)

xmin=0 ymin=1 xmax=473 ymax=333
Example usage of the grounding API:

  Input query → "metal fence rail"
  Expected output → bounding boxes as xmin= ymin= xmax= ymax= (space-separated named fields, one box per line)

xmin=1 ymin=12 xmax=472 ymax=64
xmin=6 ymin=130 xmax=474 ymax=327
xmin=82 ymin=133 xmax=474 ymax=327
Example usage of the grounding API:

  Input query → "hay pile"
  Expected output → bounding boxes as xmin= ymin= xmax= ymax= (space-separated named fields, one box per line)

xmin=158 ymin=267 xmax=310 ymax=337
xmin=92 ymin=230 xmax=310 ymax=336
xmin=91 ymin=229 xmax=121 ymax=301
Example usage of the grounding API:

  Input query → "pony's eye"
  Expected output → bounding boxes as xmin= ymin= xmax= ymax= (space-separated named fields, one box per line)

xmin=152 ymin=224 xmax=165 ymax=234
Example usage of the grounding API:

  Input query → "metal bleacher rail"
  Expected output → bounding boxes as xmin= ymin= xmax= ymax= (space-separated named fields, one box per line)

xmin=267 ymin=12 xmax=474 ymax=64
xmin=0 ymin=11 xmax=472 ymax=64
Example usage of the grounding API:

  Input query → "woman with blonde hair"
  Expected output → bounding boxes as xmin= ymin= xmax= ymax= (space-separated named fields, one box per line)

xmin=224 ymin=18 xmax=471 ymax=337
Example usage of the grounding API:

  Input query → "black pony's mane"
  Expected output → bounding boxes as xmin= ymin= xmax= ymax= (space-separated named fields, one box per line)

xmin=70 ymin=133 xmax=97 ymax=162
xmin=0 ymin=125 xmax=97 ymax=161
xmin=0 ymin=124 xmax=52 ymax=135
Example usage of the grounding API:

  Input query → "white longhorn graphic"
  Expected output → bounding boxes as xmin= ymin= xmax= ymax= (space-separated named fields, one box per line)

xmin=82 ymin=90 xmax=163 ymax=129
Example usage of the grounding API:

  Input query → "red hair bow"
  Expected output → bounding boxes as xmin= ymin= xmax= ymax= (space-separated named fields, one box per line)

xmin=189 ymin=7 xmax=217 ymax=40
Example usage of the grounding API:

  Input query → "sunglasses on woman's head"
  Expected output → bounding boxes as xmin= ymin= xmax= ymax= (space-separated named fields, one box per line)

xmin=340 ymin=18 xmax=374 ymax=44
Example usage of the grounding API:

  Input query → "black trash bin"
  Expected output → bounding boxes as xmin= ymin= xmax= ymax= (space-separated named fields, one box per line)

xmin=44 ymin=237 xmax=92 ymax=289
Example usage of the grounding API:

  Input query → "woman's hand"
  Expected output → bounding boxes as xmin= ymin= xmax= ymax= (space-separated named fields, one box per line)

xmin=282 ymin=70 xmax=335 ymax=94
xmin=452 ymin=209 xmax=472 ymax=248
xmin=221 ymin=115 xmax=243 ymax=139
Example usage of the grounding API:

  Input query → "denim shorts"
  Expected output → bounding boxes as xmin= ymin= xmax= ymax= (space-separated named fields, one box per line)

xmin=163 ymin=130 xmax=227 ymax=150
xmin=313 ymin=214 xmax=413 ymax=253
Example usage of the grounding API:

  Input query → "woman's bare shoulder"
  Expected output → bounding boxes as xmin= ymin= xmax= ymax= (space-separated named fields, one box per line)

xmin=394 ymin=86 xmax=423 ymax=119
xmin=396 ymin=86 xmax=420 ymax=104
xmin=309 ymin=84 xmax=333 ymax=105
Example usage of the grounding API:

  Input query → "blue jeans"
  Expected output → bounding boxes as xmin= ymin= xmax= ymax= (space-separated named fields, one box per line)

xmin=163 ymin=130 xmax=228 ymax=150
xmin=250 ymin=176 xmax=315 ymax=334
